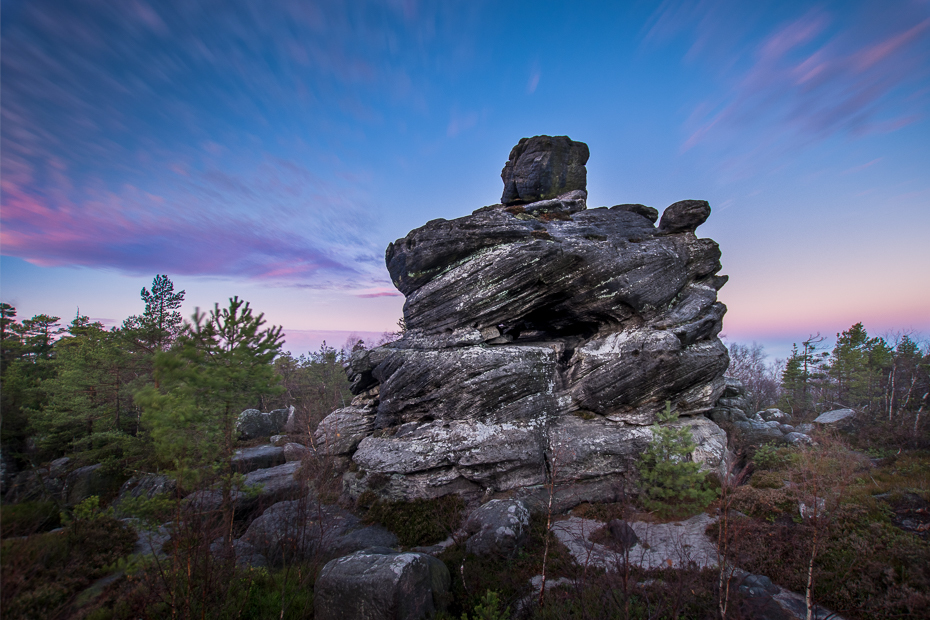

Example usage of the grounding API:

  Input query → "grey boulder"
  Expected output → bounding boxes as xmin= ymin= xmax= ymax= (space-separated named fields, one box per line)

xmin=231 ymin=445 xmax=285 ymax=473
xmin=283 ymin=443 xmax=311 ymax=462
xmin=314 ymin=548 xmax=450 ymax=620
xmin=241 ymin=497 xmax=397 ymax=565
xmin=658 ymin=199 xmax=711 ymax=233
xmin=500 ymin=135 xmax=589 ymax=205
xmin=464 ymin=499 xmax=531 ymax=557
xmin=63 ymin=463 xmax=122 ymax=506
xmin=236 ymin=406 xmax=293 ymax=440
xmin=813 ymin=408 xmax=856 ymax=425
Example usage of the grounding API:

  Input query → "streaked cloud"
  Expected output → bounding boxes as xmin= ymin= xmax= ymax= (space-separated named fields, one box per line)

xmin=1 ymin=0 xmax=477 ymax=288
xmin=647 ymin=1 xmax=930 ymax=175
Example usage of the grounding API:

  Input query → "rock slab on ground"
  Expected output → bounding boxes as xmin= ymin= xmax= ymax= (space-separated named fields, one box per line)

xmin=314 ymin=547 xmax=450 ymax=620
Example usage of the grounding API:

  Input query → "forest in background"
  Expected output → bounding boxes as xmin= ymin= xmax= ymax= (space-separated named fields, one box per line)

xmin=0 ymin=276 xmax=392 ymax=480
xmin=3 ymin=275 xmax=926 ymax=477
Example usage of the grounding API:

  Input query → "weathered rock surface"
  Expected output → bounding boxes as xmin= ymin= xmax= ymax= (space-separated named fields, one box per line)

xmin=114 ymin=474 xmax=177 ymax=511
xmin=232 ymin=445 xmax=286 ymax=473
xmin=186 ymin=461 xmax=305 ymax=515
xmin=314 ymin=548 xmax=450 ymax=620
xmin=63 ymin=463 xmax=123 ymax=506
xmin=813 ymin=408 xmax=856 ymax=425
xmin=241 ymin=496 xmax=397 ymax=565
xmin=283 ymin=442 xmax=311 ymax=461
xmin=464 ymin=499 xmax=531 ymax=557
xmin=501 ymin=135 xmax=589 ymax=205
xmin=235 ymin=406 xmax=293 ymax=440
xmin=322 ymin=136 xmax=732 ymax=505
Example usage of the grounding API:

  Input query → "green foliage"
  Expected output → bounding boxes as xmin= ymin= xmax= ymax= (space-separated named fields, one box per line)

xmin=461 ymin=590 xmax=509 ymax=620
xmin=115 ymin=493 xmax=174 ymax=526
xmin=30 ymin=316 xmax=144 ymax=460
xmin=0 ymin=501 xmax=61 ymax=538
xmin=122 ymin=274 xmax=186 ymax=353
xmin=637 ymin=402 xmax=716 ymax=517
xmin=780 ymin=336 xmax=831 ymax=414
xmin=364 ymin=495 xmax=465 ymax=547
xmin=269 ymin=342 xmax=353 ymax=432
xmin=137 ymin=296 xmax=284 ymax=477
xmin=233 ymin=567 xmax=315 ymax=620
xmin=752 ymin=443 xmax=796 ymax=471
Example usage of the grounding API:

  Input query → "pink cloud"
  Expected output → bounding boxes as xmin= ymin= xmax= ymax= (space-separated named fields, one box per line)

xmin=665 ymin=1 xmax=930 ymax=166
xmin=0 ymin=172 xmax=367 ymax=286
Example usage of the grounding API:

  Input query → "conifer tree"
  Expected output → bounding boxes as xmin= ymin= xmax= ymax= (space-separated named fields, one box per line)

xmin=137 ymin=296 xmax=283 ymax=542
xmin=638 ymin=402 xmax=715 ymax=516
xmin=123 ymin=275 xmax=185 ymax=352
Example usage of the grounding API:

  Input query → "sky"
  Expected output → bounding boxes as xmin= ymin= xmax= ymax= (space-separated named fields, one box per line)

xmin=2 ymin=0 xmax=929 ymax=362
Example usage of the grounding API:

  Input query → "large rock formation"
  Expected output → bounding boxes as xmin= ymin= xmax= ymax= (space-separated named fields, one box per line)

xmin=318 ymin=136 xmax=731 ymax=505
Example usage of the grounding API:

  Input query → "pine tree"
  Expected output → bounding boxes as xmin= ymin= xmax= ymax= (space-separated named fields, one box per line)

xmin=136 ymin=296 xmax=283 ymax=542
xmin=31 ymin=316 xmax=139 ymax=461
xmin=638 ymin=402 xmax=716 ymax=517
xmin=123 ymin=275 xmax=185 ymax=352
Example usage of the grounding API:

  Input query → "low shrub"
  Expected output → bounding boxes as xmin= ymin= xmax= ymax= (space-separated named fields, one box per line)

xmin=0 ymin=500 xmax=61 ymax=537
xmin=1 ymin=513 xmax=136 ymax=619
xmin=364 ymin=494 xmax=464 ymax=547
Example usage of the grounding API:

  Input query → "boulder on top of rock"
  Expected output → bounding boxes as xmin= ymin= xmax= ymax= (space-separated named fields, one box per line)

xmin=658 ymin=199 xmax=711 ymax=233
xmin=501 ymin=135 xmax=589 ymax=205
xmin=236 ymin=407 xmax=293 ymax=440
xmin=610 ymin=203 xmax=659 ymax=223
xmin=314 ymin=547 xmax=450 ymax=620
xmin=326 ymin=136 xmax=732 ymax=507
xmin=464 ymin=499 xmax=531 ymax=557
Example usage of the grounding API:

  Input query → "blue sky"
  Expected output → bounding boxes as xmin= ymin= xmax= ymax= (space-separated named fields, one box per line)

xmin=2 ymin=0 xmax=929 ymax=360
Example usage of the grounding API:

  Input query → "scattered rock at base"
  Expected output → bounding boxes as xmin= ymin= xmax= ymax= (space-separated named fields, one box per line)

xmin=606 ymin=519 xmax=639 ymax=551
xmin=236 ymin=406 xmax=294 ymax=440
xmin=740 ymin=574 xmax=779 ymax=597
xmin=185 ymin=461 xmax=305 ymax=515
xmin=314 ymin=547 xmax=450 ymax=620
xmin=114 ymin=474 xmax=177 ymax=512
xmin=813 ymin=408 xmax=856 ymax=425
xmin=231 ymin=445 xmax=286 ymax=473
xmin=283 ymin=442 xmax=311 ymax=462
xmin=759 ymin=408 xmax=788 ymax=422
xmin=464 ymin=499 xmax=530 ymax=557
xmin=241 ymin=497 xmax=397 ymax=565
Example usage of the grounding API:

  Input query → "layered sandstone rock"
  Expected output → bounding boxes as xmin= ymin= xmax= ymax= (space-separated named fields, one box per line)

xmin=317 ymin=135 xmax=731 ymax=504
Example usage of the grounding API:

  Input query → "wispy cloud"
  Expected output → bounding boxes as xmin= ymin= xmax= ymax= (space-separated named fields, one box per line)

xmin=647 ymin=1 xmax=930 ymax=175
xmin=1 ymin=0 xmax=477 ymax=288
xmin=527 ymin=62 xmax=541 ymax=94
